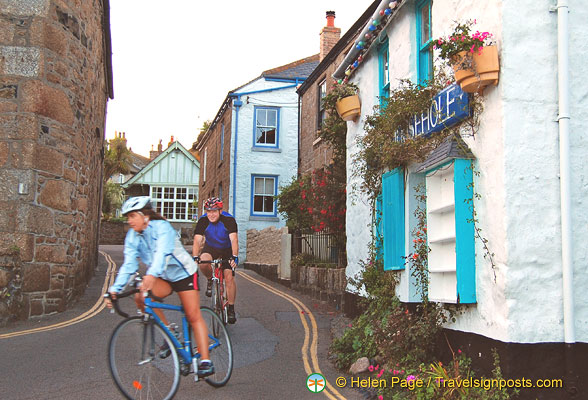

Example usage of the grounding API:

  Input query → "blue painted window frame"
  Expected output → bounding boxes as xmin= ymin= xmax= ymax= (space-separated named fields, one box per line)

xmin=253 ymin=106 xmax=280 ymax=148
xmin=416 ymin=0 xmax=432 ymax=86
xmin=220 ymin=123 xmax=224 ymax=161
xmin=318 ymin=79 xmax=327 ymax=128
xmin=378 ymin=36 xmax=390 ymax=108
xmin=374 ymin=193 xmax=384 ymax=261
xmin=382 ymin=168 xmax=405 ymax=270
xmin=250 ymin=174 xmax=278 ymax=217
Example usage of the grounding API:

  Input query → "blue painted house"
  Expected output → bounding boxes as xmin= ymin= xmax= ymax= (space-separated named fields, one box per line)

xmin=194 ymin=55 xmax=319 ymax=261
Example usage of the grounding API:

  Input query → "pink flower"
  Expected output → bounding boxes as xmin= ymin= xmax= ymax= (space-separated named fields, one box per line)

xmin=368 ymin=365 xmax=374 ymax=372
xmin=458 ymin=349 xmax=462 ymax=353
xmin=407 ymin=375 xmax=416 ymax=382
xmin=377 ymin=369 xmax=384 ymax=378
xmin=378 ymin=396 xmax=383 ymax=400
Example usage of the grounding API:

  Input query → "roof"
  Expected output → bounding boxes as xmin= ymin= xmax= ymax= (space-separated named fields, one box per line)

xmin=416 ymin=134 xmax=475 ymax=172
xmin=123 ymin=141 xmax=200 ymax=188
xmin=194 ymin=55 xmax=319 ymax=151
xmin=298 ymin=0 xmax=381 ymax=95
xmin=128 ymin=151 xmax=150 ymax=174
xmin=262 ymin=54 xmax=320 ymax=80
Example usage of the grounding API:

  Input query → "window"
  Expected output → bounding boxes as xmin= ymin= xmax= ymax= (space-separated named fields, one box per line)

xmin=416 ymin=0 xmax=433 ymax=85
xmin=378 ymin=37 xmax=390 ymax=107
xmin=150 ymin=185 xmax=197 ymax=222
xmin=382 ymin=168 xmax=405 ymax=270
xmin=218 ymin=182 xmax=223 ymax=201
xmin=318 ymin=79 xmax=327 ymax=128
xmin=425 ymin=159 xmax=475 ymax=304
xmin=220 ymin=123 xmax=224 ymax=162
xmin=251 ymin=175 xmax=277 ymax=216
xmin=254 ymin=107 xmax=279 ymax=147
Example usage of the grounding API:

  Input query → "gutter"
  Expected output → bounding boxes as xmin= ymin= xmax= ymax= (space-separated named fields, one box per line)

xmin=554 ymin=0 xmax=574 ymax=344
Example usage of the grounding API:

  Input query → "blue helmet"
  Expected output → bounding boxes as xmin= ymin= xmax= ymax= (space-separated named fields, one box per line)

xmin=121 ymin=196 xmax=151 ymax=216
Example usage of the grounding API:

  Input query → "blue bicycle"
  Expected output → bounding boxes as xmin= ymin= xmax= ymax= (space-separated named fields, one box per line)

xmin=106 ymin=275 xmax=233 ymax=400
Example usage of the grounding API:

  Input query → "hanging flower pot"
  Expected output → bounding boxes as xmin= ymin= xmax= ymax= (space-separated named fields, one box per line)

xmin=335 ymin=95 xmax=361 ymax=121
xmin=451 ymin=46 xmax=499 ymax=93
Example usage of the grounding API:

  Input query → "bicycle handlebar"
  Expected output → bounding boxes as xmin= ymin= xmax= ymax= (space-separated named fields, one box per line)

xmin=104 ymin=276 xmax=166 ymax=318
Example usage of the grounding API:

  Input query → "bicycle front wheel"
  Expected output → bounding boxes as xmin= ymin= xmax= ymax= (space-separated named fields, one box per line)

xmin=108 ymin=317 xmax=180 ymax=400
xmin=194 ymin=306 xmax=233 ymax=387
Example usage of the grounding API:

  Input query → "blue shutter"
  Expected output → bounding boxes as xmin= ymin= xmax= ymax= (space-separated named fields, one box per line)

xmin=375 ymin=194 xmax=384 ymax=261
xmin=454 ymin=159 xmax=476 ymax=303
xmin=382 ymin=168 xmax=405 ymax=270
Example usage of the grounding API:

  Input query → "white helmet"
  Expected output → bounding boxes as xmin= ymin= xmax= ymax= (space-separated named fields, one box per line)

xmin=121 ymin=196 xmax=151 ymax=216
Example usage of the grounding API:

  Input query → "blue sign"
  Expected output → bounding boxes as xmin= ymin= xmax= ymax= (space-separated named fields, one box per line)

xmin=410 ymin=84 xmax=470 ymax=138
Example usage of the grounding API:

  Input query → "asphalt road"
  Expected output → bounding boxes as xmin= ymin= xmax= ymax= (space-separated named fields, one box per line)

xmin=0 ymin=245 xmax=363 ymax=400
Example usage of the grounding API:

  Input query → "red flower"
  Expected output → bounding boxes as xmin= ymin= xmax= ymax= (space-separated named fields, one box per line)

xmin=308 ymin=207 xmax=313 ymax=214
xmin=320 ymin=209 xmax=327 ymax=215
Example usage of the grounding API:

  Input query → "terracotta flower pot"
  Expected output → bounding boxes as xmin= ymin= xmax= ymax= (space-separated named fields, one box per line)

xmin=335 ymin=95 xmax=361 ymax=121
xmin=451 ymin=45 xmax=500 ymax=93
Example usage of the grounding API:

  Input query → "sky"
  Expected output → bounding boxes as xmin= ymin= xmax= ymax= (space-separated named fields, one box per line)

xmin=104 ymin=0 xmax=374 ymax=157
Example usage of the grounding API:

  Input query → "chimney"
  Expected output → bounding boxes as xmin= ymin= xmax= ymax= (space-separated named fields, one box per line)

xmin=320 ymin=11 xmax=340 ymax=62
xmin=121 ymin=131 xmax=127 ymax=148
xmin=168 ymin=135 xmax=175 ymax=148
xmin=150 ymin=139 xmax=163 ymax=159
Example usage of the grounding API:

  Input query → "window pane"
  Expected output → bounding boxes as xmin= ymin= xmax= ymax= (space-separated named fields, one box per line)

xmin=152 ymin=187 xmax=162 ymax=199
xmin=189 ymin=203 xmax=197 ymax=220
xmin=177 ymin=188 xmax=186 ymax=199
xmin=253 ymin=195 xmax=263 ymax=212
xmin=164 ymin=187 xmax=174 ymax=199
xmin=264 ymin=196 xmax=274 ymax=213
xmin=267 ymin=110 xmax=277 ymax=127
xmin=188 ymin=188 xmax=197 ymax=199
xmin=420 ymin=4 xmax=430 ymax=45
xmin=256 ymin=109 xmax=267 ymax=126
xmin=175 ymin=202 xmax=186 ymax=220
xmin=255 ymin=178 xmax=264 ymax=194
xmin=256 ymin=127 xmax=265 ymax=144
xmin=264 ymin=128 xmax=276 ymax=144
xmin=265 ymin=178 xmax=274 ymax=195
xmin=163 ymin=201 xmax=174 ymax=219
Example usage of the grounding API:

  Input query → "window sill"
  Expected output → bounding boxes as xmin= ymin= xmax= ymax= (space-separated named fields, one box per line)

xmin=312 ymin=136 xmax=323 ymax=146
xmin=251 ymin=147 xmax=281 ymax=153
xmin=249 ymin=215 xmax=279 ymax=222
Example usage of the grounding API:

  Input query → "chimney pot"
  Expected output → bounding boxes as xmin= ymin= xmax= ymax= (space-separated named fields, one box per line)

xmin=326 ymin=11 xmax=335 ymax=27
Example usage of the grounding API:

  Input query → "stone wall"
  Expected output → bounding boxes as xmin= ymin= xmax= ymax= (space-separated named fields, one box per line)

xmin=0 ymin=0 xmax=111 ymax=321
xmin=99 ymin=220 xmax=127 ymax=245
xmin=246 ymin=226 xmax=287 ymax=265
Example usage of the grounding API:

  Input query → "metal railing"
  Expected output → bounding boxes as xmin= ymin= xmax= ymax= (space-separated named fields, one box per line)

xmin=291 ymin=230 xmax=342 ymax=265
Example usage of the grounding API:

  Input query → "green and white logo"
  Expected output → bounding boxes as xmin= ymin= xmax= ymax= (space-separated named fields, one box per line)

xmin=306 ymin=373 xmax=326 ymax=393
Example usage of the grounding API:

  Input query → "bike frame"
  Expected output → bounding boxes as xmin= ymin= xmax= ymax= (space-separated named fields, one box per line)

xmin=211 ymin=262 xmax=228 ymax=312
xmin=143 ymin=297 xmax=220 ymax=365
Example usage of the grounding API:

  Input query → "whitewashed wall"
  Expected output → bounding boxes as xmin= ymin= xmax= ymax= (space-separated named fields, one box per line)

xmin=345 ymin=0 xmax=588 ymax=343
xmin=229 ymin=77 xmax=299 ymax=261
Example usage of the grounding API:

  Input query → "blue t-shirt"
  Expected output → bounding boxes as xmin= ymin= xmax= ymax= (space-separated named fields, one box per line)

xmin=193 ymin=211 xmax=238 ymax=249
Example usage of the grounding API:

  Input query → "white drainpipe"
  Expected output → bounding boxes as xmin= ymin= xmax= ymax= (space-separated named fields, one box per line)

xmin=555 ymin=0 xmax=574 ymax=344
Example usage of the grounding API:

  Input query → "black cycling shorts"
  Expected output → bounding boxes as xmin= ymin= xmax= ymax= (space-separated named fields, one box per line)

xmin=201 ymin=244 xmax=233 ymax=270
xmin=166 ymin=273 xmax=199 ymax=292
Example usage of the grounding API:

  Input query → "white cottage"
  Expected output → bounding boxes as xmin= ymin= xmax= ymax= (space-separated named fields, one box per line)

xmin=196 ymin=56 xmax=319 ymax=261
xmin=335 ymin=0 xmax=588 ymax=390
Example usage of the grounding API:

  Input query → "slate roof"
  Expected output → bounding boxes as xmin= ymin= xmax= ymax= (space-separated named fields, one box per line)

xmin=416 ymin=134 xmax=475 ymax=172
xmin=262 ymin=54 xmax=320 ymax=80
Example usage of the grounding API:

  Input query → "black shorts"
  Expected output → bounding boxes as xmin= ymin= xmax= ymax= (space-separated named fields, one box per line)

xmin=201 ymin=244 xmax=233 ymax=270
xmin=166 ymin=273 xmax=199 ymax=292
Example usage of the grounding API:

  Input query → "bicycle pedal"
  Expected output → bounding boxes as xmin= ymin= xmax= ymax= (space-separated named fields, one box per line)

xmin=180 ymin=363 xmax=191 ymax=376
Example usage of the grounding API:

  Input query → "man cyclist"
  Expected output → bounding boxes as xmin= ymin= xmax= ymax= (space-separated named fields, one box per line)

xmin=193 ymin=197 xmax=239 ymax=324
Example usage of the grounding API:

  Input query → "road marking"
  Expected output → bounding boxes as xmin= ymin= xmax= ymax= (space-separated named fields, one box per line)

xmin=238 ymin=271 xmax=346 ymax=400
xmin=0 ymin=250 xmax=117 ymax=339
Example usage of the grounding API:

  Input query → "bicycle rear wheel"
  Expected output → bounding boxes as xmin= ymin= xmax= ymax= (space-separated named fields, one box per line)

xmin=193 ymin=306 xmax=233 ymax=387
xmin=108 ymin=316 xmax=180 ymax=400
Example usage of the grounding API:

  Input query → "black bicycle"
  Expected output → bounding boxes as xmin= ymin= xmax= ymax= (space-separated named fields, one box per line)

xmin=106 ymin=275 xmax=233 ymax=400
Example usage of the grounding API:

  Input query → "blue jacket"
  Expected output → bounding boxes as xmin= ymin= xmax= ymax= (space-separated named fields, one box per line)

xmin=109 ymin=220 xmax=190 ymax=293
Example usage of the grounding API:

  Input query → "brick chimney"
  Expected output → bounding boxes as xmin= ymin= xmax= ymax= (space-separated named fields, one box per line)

xmin=320 ymin=11 xmax=341 ymax=62
xmin=150 ymin=139 xmax=163 ymax=159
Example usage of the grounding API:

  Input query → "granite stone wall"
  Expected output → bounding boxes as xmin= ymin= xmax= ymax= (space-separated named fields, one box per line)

xmin=0 ymin=0 xmax=111 ymax=322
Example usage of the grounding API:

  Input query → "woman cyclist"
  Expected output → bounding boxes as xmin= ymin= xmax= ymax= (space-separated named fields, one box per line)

xmin=104 ymin=196 xmax=214 ymax=377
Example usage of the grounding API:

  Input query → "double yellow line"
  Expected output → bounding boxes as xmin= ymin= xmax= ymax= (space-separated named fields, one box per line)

xmin=0 ymin=250 xmax=117 ymax=339
xmin=238 ymin=271 xmax=346 ymax=400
